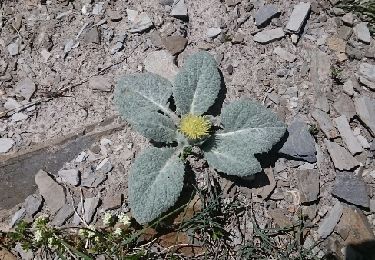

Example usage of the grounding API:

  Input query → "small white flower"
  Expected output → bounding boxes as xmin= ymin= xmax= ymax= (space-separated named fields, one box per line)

xmin=113 ymin=228 xmax=122 ymax=236
xmin=87 ymin=225 xmax=96 ymax=238
xmin=117 ymin=213 xmax=131 ymax=226
xmin=102 ymin=212 xmax=113 ymax=226
xmin=33 ymin=230 xmax=43 ymax=242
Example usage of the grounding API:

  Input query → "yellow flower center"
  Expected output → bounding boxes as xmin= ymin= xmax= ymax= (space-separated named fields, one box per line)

xmin=179 ymin=114 xmax=211 ymax=140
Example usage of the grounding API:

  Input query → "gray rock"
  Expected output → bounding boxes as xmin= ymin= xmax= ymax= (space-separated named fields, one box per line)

xmin=84 ymin=27 xmax=100 ymax=44
xmin=7 ymin=42 xmax=19 ymax=56
xmin=81 ymin=169 xmax=107 ymax=188
xmin=296 ymin=169 xmax=320 ymax=203
xmin=129 ymin=12 xmax=153 ymax=33
xmin=333 ymin=94 xmax=356 ymax=120
xmin=111 ymin=42 xmax=123 ymax=54
xmin=206 ymin=27 xmax=222 ymax=38
xmin=160 ymin=0 xmax=174 ymax=6
xmin=162 ymin=35 xmax=187 ymax=55
xmin=84 ymin=197 xmax=100 ymax=224
xmin=0 ymin=138 xmax=15 ymax=153
xmin=96 ymin=158 xmax=113 ymax=174
xmin=337 ymin=25 xmax=353 ymax=41
xmin=346 ymin=44 xmax=365 ymax=60
xmin=255 ymin=4 xmax=279 ymax=27
xmin=170 ymin=0 xmax=188 ymax=19
xmin=286 ymin=2 xmax=311 ymax=33
xmin=58 ymin=169 xmax=80 ymax=186
xmin=354 ymin=96 xmax=375 ymax=135
xmin=341 ymin=12 xmax=354 ymax=26
xmin=51 ymin=204 xmax=75 ymax=226
xmin=332 ymin=172 xmax=369 ymax=208
xmin=331 ymin=7 xmax=345 ymax=16
xmin=15 ymin=243 xmax=33 ymax=260
xmin=144 ymin=50 xmax=179 ymax=82
xmin=35 ymin=170 xmax=66 ymax=214
xmin=89 ymin=76 xmax=113 ymax=92
xmin=273 ymin=47 xmax=297 ymax=62
xmin=24 ymin=194 xmax=43 ymax=217
xmin=12 ymin=112 xmax=28 ymax=122
xmin=325 ymin=140 xmax=359 ymax=170
xmin=15 ymin=78 xmax=36 ymax=101
xmin=334 ymin=115 xmax=363 ymax=155
xmin=72 ymin=201 xmax=83 ymax=225
xmin=358 ymin=63 xmax=375 ymax=90
xmin=279 ymin=119 xmax=317 ymax=163
xmin=311 ymin=109 xmax=338 ymax=139
xmin=370 ymin=199 xmax=375 ymax=213
xmin=317 ymin=202 xmax=343 ymax=239
xmin=314 ymin=95 xmax=329 ymax=113
xmin=343 ymin=78 xmax=355 ymax=96
xmin=10 ymin=208 xmax=26 ymax=227
xmin=253 ymin=27 xmax=285 ymax=44
xmin=92 ymin=2 xmax=104 ymax=15
xmin=353 ymin=22 xmax=371 ymax=44
xmin=64 ymin=39 xmax=75 ymax=54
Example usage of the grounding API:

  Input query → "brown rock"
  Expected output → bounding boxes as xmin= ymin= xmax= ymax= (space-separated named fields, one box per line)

xmin=336 ymin=206 xmax=374 ymax=244
xmin=0 ymin=249 xmax=16 ymax=260
xmin=102 ymin=193 xmax=122 ymax=211
xmin=268 ymin=208 xmax=292 ymax=228
xmin=163 ymin=35 xmax=188 ymax=55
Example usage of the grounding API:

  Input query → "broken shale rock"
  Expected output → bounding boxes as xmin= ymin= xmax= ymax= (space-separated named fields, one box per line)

xmin=286 ymin=2 xmax=311 ymax=33
xmin=317 ymin=201 xmax=343 ymax=239
xmin=325 ymin=140 xmax=359 ymax=170
xmin=354 ymin=96 xmax=375 ymax=135
xmin=35 ymin=170 xmax=66 ymax=214
xmin=334 ymin=115 xmax=363 ymax=155
xmin=332 ymin=172 xmax=369 ymax=208
xmin=279 ymin=119 xmax=317 ymax=163
xmin=296 ymin=169 xmax=319 ymax=203
xmin=253 ymin=28 xmax=285 ymax=44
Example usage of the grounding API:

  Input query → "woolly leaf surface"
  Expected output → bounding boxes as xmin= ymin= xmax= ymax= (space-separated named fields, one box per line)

xmin=203 ymin=100 xmax=286 ymax=177
xmin=129 ymin=147 xmax=185 ymax=224
xmin=114 ymin=73 xmax=177 ymax=142
xmin=173 ymin=51 xmax=221 ymax=115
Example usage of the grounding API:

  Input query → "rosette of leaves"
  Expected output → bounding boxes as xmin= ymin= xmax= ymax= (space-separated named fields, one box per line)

xmin=114 ymin=51 xmax=286 ymax=224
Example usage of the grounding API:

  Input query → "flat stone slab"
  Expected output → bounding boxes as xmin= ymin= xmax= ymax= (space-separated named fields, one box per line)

xmin=58 ymin=169 xmax=80 ymax=186
xmin=280 ymin=119 xmax=317 ymax=163
xmin=35 ymin=170 xmax=66 ymax=214
xmin=332 ymin=172 xmax=369 ymax=208
xmin=353 ymin=22 xmax=371 ymax=44
xmin=358 ymin=63 xmax=375 ymax=90
xmin=354 ymin=96 xmax=375 ymax=135
xmin=170 ymin=0 xmax=188 ymax=18
xmin=129 ymin=12 xmax=153 ymax=33
xmin=317 ymin=201 xmax=343 ymax=239
xmin=286 ymin=2 xmax=311 ymax=33
xmin=333 ymin=94 xmax=356 ymax=120
xmin=254 ymin=28 xmax=285 ymax=44
xmin=311 ymin=109 xmax=338 ymax=139
xmin=51 ymin=204 xmax=75 ymax=226
xmin=255 ymin=4 xmax=279 ymax=27
xmin=0 ymin=138 xmax=14 ymax=154
xmin=24 ymin=194 xmax=43 ymax=217
xmin=84 ymin=197 xmax=100 ymax=224
xmin=334 ymin=115 xmax=363 ymax=155
xmin=296 ymin=169 xmax=320 ymax=203
xmin=325 ymin=140 xmax=359 ymax=170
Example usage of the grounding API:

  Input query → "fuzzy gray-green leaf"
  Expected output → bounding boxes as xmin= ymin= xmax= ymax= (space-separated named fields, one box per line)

xmin=129 ymin=147 xmax=185 ymax=224
xmin=203 ymin=100 xmax=286 ymax=177
xmin=173 ymin=51 xmax=221 ymax=115
xmin=114 ymin=73 xmax=177 ymax=142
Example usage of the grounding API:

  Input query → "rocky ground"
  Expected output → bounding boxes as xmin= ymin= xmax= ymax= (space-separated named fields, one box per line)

xmin=0 ymin=0 xmax=375 ymax=259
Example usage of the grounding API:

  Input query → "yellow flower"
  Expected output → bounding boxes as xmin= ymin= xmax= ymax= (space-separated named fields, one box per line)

xmin=179 ymin=114 xmax=211 ymax=140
